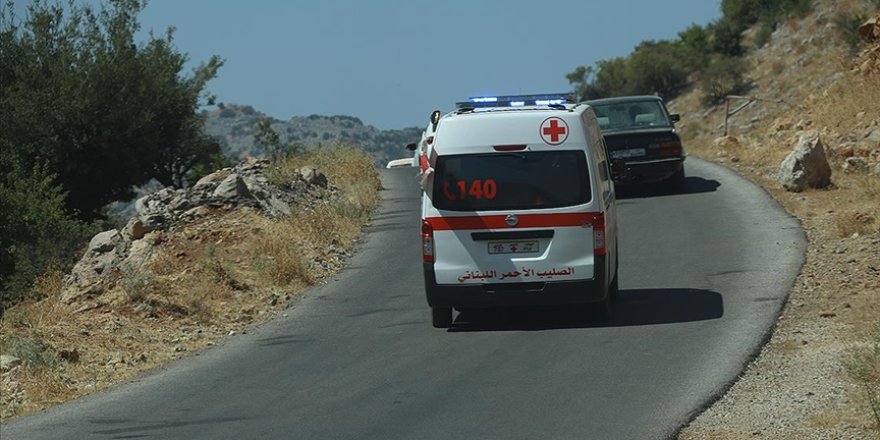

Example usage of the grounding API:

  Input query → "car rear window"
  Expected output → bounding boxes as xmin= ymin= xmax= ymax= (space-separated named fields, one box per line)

xmin=591 ymin=100 xmax=671 ymax=131
xmin=432 ymin=151 xmax=591 ymax=211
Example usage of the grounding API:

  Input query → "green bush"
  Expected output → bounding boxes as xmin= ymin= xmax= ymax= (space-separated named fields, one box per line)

xmin=0 ymin=1 xmax=224 ymax=218
xmin=0 ymin=165 xmax=98 ymax=312
xmin=700 ymin=55 xmax=748 ymax=104
xmin=1 ymin=335 xmax=58 ymax=368
xmin=834 ymin=12 xmax=870 ymax=56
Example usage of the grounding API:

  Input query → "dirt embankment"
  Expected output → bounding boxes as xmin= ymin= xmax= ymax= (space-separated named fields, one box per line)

xmin=675 ymin=3 xmax=880 ymax=439
xmin=0 ymin=147 xmax=380 ymax=421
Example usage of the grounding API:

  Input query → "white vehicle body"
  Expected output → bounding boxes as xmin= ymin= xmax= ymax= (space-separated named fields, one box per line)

xmin=386 ymin=158 xmax=414 ymax=168
xmin=420 ymin=97 xmax=619 ymax=327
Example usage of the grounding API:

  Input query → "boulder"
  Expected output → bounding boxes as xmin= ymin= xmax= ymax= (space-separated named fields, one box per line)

xmin=194 ymin=169 xmax=231 ymax=188
xmin=61 ymin=229 xmax=125 ymax=303
xmin=125 ymin=218 xmax=151 ymax=240
xmin=298 ymin=166 xmax=328 ymax=188
xmin=778 ymin=132 xmax=832 ymax=192
xmin=89 ymin=230 xmax=122 ymax=253
xmin=213 ymin=174 xmax=253 ymax=201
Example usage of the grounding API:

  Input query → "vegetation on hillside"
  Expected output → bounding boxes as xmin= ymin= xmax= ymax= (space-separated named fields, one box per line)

xmin=567 ymin=0 xmax=813 ymax=101
xmin=0 ymin=0 xmax=224 ymax=311
xmin=0 ymin=147 xmax=381 ymax=420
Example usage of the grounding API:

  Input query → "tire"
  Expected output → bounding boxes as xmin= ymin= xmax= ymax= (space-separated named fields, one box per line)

xmin=431 ymin=307 xmax=453 ymax=328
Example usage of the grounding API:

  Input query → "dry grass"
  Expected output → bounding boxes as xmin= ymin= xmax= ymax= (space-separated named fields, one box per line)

xmin=846 ymin=323 xmax=880 ymax=431
xmin=0 ymin=146 xmax=381 ymax=421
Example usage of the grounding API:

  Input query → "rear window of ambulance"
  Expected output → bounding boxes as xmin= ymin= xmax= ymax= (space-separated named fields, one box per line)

xmin=432 ymin=151 xmax=591 ymax=211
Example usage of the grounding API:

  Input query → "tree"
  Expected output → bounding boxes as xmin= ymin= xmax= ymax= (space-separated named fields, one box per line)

xmin=628 ymin=40 xmax=690 ymax=99
xmin=0 ymin=0 xmax=224 ymax=218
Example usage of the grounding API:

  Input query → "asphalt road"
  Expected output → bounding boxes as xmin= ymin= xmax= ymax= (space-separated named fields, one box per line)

xmin=1 ymin=157 xmax=806 ymax=440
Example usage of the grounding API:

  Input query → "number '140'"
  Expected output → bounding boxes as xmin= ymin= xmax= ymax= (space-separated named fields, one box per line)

xmin=443 ymin=179 xmax=497 ymax=200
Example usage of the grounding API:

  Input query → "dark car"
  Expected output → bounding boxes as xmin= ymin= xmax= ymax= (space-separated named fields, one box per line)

xmin=584 ymin=95 xmax=685 ymax=187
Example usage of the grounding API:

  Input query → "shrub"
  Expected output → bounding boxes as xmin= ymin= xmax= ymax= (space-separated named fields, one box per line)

xmin=1 ymin=335 xmax=58 ymax=368
xmin=846 ymin=323 xmax=880 ymax=432
xmin=0 ymin=165 xmax=97 ymax=312
xmin=700 ymin=55 xmax=748 ymax=104
xmin=834 ymin=12 xmax=870 ymax=56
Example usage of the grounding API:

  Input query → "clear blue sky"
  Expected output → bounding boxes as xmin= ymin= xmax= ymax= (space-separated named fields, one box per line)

xmin=18 ymin=1 xmax=722 ymax=129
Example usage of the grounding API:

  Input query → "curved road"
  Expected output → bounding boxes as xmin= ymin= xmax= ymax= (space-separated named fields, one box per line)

xmin=2 ymin=158 xmax=805 ymax=440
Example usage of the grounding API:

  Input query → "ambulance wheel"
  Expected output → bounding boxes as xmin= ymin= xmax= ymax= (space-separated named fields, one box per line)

xmin=431 ymin=307 xmax=453 ymax=328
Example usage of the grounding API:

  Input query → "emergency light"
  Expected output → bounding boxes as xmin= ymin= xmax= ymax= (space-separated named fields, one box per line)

xmin=456 ymin=93 xmax=574 ymax=109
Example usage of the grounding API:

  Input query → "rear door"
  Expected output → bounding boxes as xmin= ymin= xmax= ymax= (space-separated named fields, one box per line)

xmin=426 ymin=150 xmax=598 ymax=286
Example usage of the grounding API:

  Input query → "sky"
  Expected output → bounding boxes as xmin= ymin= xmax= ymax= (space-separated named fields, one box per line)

xmin=15 ymin=1 xmax=722 ymax=129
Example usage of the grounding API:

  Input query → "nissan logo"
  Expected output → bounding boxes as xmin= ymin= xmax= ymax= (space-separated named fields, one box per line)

xmin=505 ymin=214 xmax=519 ymax=227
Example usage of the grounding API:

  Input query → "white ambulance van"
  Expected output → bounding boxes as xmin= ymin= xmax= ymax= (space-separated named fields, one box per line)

xmin=421 ymin=94 xmax=620 ymax=328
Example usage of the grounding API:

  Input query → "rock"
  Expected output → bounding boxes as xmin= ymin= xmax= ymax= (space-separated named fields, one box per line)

xmin=194 ymin=169 xmax=230 ymax=188
xmin=714 ymin=135 xmax=741 ymax=149
xmin=843 ymin=157 xmax=868 ymax=173
xmin=89 ymin=230 xmax=122 ymax=253
xmin=182 ymin=206 xmax=211 ymax=219
xmin=1 ymin=355 xmax=21 ymax=371
xmin=778 ymin=132 xmax=832 ymax=192
xmin=298 ymin=166 xmax=328 ymax=188
xmin=858 ymin=16 xmax=879 ymax=43
xmin=213 ymin=174 xmax=253 ymax=201
xmin=125 ymin=219 xmax=152 ymax=240
xmin=119 ymin=239 xmax=157 ymax=275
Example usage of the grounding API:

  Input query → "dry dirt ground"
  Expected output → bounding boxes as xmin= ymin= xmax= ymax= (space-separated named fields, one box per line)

xmin=0 ymin=148 xmax=381 ymax=421
xmin=676 ymin=2 xmax=880 ymax=438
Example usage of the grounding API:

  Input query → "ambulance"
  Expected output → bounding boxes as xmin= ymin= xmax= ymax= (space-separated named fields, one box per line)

xmin=421 ymin=94 xmax=620 ymax=328
xmin=405 ymin=110 xmax=443 ymax=187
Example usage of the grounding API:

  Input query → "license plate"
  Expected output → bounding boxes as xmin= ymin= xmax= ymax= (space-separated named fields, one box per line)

xmin=488 ymin=240 xmax=539 ymax=255
xmin=611 ymin=148 xmax=646 ymax=159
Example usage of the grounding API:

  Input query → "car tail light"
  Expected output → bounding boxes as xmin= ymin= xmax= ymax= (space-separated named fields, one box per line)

xmin=658 ymin=140 xmax=682 ymax=157
xmin=592 ymin=213 xmax=606 ymax=256
xmin=422 ymin=220 xmax=435 ymax=263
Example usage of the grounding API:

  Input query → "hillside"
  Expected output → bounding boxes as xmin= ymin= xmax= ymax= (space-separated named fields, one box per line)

xmin=672 ymin=1 xmax=880 ymax=438
xmin=203 ymin=104 xmax=422 ymax=166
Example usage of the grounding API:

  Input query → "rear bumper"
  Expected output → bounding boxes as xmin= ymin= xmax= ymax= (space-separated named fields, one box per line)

xmin=424 ymin=256 xmax=608 ymax=309
xmin=617 ymin=157 xmax=684 ymax=183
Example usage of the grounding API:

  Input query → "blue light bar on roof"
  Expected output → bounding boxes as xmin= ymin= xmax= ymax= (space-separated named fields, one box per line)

xmin=456 ymin=93 xmax=574 ymax=109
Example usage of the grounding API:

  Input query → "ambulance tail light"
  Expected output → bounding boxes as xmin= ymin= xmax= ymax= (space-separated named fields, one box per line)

xmin=426 ymin=136 xmax=434 ymax=145
xmin=592 ymin=213 xmax=606 ymax=256
xmin=422 ymin=220 xmax=435 ymax=263
xmin=658 ymin=140 xmax=682 ymax=157
xmin=493 ymin=144 xmax=526 ymax=152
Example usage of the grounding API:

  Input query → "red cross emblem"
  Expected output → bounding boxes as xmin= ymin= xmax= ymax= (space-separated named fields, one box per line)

xmin=540 ymin=117 xmax=569 ymax=145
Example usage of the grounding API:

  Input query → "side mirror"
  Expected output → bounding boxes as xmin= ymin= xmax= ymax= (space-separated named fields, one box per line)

xmin=406 ymin=143 xmax=417 ymax=151
xmin=611 ymin=159 xmax=627 ymax=180
xmin=670 ymin=113 xmax=681 ymax=123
